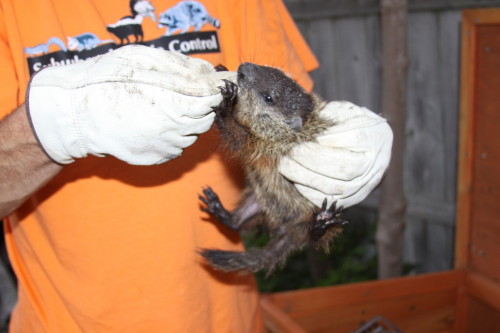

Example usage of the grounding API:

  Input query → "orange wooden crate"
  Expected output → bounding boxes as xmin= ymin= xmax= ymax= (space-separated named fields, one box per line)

xmin=260 ymin=9 xmax=500 ymax=333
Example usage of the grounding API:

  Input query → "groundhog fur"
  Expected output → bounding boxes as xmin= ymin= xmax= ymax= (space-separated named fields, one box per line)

xmin=198 ymin=63 xmax=347 ymax=274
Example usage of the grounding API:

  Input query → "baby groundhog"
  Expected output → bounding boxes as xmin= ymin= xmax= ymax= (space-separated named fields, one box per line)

xmin=199 ymin=63 xmax=347 ymax=273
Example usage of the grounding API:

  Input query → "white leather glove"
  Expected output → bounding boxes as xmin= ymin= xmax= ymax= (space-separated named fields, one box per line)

xmin=278 ymin=101 xmax=393 ymax=209
xmin=27 ymin=45 xmax=237 ymax=165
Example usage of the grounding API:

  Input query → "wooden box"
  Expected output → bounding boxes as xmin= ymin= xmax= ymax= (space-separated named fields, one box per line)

xmin=260 ymin=9 xmax=500 ymax=333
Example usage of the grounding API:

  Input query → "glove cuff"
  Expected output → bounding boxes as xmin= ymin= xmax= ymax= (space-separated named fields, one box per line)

xmin=26 ymin=70 xmax=85 ymax=164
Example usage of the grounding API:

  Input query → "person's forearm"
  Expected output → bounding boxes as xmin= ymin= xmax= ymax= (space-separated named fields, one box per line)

xmin=0 ymin=104 xmax=62 ymax=218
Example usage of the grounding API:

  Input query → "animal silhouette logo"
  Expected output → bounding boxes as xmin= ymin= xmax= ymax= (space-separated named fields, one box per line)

xmin=24 ymin=0 xmax=223 ymax=75
xmin=107 ymin=0 xmax=156 ymax=44
xmin=24 ymin=37 xmax=67 ymax=57
xmin=158 ymin=1 xmax=220 ymax=36
xmin=67 ymin=33 xmax=114 ymax=51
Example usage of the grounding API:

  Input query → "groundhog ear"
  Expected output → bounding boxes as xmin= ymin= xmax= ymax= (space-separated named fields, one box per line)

xmin=286 ymin=116 xmax=303 ymax=132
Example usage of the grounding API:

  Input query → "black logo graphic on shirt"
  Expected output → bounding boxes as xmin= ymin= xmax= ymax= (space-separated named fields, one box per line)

xmin=24 ymin=1 xmax=221 ymax=75
xmin=106 ymin=0 xmax=156 ymax=44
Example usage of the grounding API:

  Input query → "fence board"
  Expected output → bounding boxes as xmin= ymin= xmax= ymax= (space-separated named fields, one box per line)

xmin=285 ymin=0 xmax=500 ymax=19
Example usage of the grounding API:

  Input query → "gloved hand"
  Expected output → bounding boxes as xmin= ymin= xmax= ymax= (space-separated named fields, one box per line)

xmin=278 ymin=101 xmax=393 ymax=209
xmin=27 ymin=45 xmax=237 ymax=165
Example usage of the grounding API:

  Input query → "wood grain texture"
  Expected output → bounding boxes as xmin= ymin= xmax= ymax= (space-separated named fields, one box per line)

xmin=465 ymin=297 xmax=500 ymax=333
xmin=266 ymin=271 xmax=463 ymax=332
xmin=468 ymin=22 xmax=500 ymax=282
xmin=455 ymin=9 xmax=500 ymax=283
xmin=376 ymin=0 xmax=408 ymax=279
xmin=261 ymin=296 xmax=308 ymax=333
xmin=455 ymin=9 xmax=477 ymax=271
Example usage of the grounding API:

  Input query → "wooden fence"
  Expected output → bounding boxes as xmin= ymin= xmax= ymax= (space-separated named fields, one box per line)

xmin=284 ymin=0 xmax=500 ymax=274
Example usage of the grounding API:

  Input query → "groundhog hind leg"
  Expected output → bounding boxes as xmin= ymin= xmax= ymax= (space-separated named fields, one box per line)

xmin=199 ymin=186 xmax=260 ymax=231
xmin=201 ymin=228 xmax=305 ymax=273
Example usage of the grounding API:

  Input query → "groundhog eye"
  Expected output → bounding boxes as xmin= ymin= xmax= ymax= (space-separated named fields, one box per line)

xmin=262 ymin=92 xmax=275 ymax=105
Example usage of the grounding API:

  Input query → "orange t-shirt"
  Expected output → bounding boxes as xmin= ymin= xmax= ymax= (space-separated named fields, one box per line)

xmin=0 ymin=0 xmax=318 ymax=331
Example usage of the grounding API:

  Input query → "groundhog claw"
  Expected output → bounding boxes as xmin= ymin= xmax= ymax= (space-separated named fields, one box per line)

xmin=213 ymin=80 xmax=238 ymax=119
xmin=221 ymin=79 xmax=238 ymax=103
xmin=310 ymin=199 xmax=348 ymax=241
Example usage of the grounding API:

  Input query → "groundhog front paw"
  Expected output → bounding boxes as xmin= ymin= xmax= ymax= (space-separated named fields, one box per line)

xmin=212 ymin=80 xmax=238 ymax=118
xmin=220 ymin=79 xmax=237 ymax=104
xmin=311 ymin=199 xmax=348 ymax=242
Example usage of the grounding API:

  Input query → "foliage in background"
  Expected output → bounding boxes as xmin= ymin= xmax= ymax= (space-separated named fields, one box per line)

xmin=242 ymin=207 xmax=382 ymax=293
